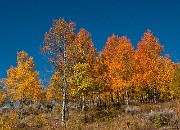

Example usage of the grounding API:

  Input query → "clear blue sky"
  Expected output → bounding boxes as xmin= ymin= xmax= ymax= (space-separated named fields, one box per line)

xmin=0 ymin=0 xmax=180 ymax=85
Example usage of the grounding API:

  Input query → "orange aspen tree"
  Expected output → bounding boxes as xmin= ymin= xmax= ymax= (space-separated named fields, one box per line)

xmin=103 ymin=34 xmax=120 ymax=105
xmin=68 ymin=28 xmax=96 ymax=65
xmin=94 ymin=52 xmax=111 ymax=107
xmin=42 ymin=18 xmax=76 ymax=127
xmin=102 ymin=35 xmax=134 ymax=107
xmin=132 ymin=30 xmax=174 ymax=103
xmin=109 ymin=36 xmax=134 ymax=107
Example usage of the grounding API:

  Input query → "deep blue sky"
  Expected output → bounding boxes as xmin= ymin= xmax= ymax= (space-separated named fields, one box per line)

xmin=0 ymin=0 xmax=180 ymax=85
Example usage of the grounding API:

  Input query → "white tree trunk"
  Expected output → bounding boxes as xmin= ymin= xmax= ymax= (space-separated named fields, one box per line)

xmin=126 ymin=89 xmax=129 ymax=107
xmin=153 ymin=83 xmax=157 ymax=103
xmin=82 ymin=96 xmax=85 ymax=111
xmin=61 ymin=43 xmax=68 ymax=128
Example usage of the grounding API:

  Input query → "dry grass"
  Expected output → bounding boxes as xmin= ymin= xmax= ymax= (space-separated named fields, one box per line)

xmin=0 ymin=100 xmax=179 ymax=130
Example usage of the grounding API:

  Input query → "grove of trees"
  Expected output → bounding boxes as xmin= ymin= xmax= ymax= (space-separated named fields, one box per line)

xmin=0 ymin=18 xmax=179 ymax=128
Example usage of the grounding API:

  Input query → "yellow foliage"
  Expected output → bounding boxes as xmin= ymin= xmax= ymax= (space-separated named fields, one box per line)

xmin=45 ymin=72 xmax=63 ymax=102
xmin=0 ymin=112 xmax=19 ymax=130
xmin=6 ymin=50 xmax=43 ymax=103
xmin=69 ymin=63 xmax=94 ymax=98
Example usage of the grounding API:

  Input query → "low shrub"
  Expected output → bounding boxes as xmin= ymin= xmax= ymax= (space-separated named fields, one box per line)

xmin=0 ymin=112 xmax=19 ymax=130
xmin=153 ymin=113 xmax=167 ymax=128
xmin=34 ymin=114 xmax=48 ymax=128
xmin=125 ymin=106 xmax=141 ymax=114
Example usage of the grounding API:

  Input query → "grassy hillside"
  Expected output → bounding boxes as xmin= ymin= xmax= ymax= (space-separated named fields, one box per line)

xmin=0 ymin=100 xmax=179 ymax=130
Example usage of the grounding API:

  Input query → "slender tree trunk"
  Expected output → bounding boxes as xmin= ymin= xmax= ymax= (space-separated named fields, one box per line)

xmin=90 ymin=96 xmax=94 ymax=109
xmin=62 ymin=78 xmax=68 ymax=127
xmin=153 ymin=83 xmax=157 ymax=104
xmin=104 ymin=96 xmax=107 ymax=108
xmin=75 ymin=100 xmax=79 ymax=112
xmin=79 ymin=96 xmax=83 ymax=110
xmin=126 ymin=89 xmax=129 ymax=108
xmin=141 ymin=94 xmax=144 ymax=103
xmin=92 ymin=96 xmax=94 ymax=106
xmin=99 ymin=98 xmax=102 ymax=108
xmin=122 ymin=94 xmax=125 ymax=105
xmin=116 ymin=91 xmax=120 ymax=107
xmin=146 ymin=90 xmax=150 ymax=103
xmin=89 ymin=97 xmax=91 ymax=110
xmin=61 ymin=43 xmax=68 ymax=128
xmin=82 ymin=96 xmax=85 ymax=111
xmin=111 ymin=93 xmax=115 ymax=107
xmin=96 ymin=96 xmax=99 ymax=107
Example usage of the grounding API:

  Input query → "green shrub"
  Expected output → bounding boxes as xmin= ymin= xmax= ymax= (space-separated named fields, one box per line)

xmin=153 ymin=113 xmax=167 ymax=128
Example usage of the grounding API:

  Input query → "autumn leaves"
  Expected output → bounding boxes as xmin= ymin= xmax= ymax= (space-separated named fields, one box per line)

xmin=42 ymin=18 xmax=177 ymax=118
xmin=2 ymin=18 xmax=179 ymax=127
xmin=6 ymin=51 xmax=43 ymax=104
xmin=102 ymin=35 xmax=134 ymax=100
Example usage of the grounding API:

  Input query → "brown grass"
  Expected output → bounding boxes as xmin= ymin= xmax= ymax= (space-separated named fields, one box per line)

xmin=0 ymin=99 xmax=179 ymax=130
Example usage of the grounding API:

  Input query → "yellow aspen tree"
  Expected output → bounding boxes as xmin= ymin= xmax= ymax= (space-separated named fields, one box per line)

xmin=45 ymin=71 xmax=63 ymax=103
xmin=68 ymin=28 xmax=97 ymax=108
xmin=163 ymin=62 xmax=179 ymax=100
xmin=0 ymin=78 xmax=7 ymax=107
xmin=69 ymin=63 xmax=93 ymax=109
xmin=6 ymin=50 xmax=43 ymax=105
